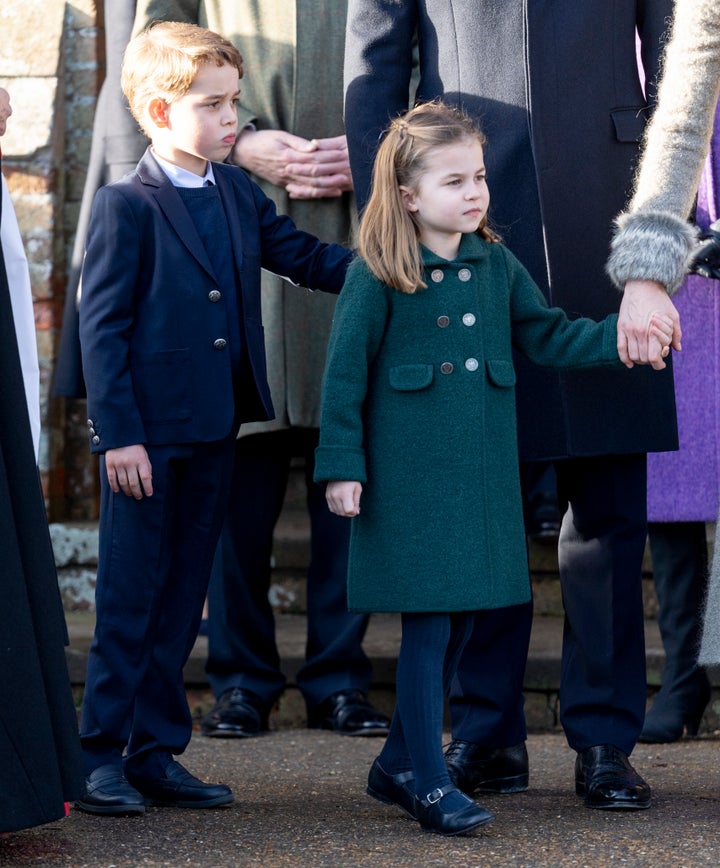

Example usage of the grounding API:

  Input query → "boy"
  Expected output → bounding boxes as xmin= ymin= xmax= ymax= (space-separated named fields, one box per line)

xmin=76 ymin=21 xmax=350 ymax=815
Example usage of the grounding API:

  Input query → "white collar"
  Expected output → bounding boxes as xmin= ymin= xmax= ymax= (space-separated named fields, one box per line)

xmin=151 ymin=150 xmax=216 ymax=188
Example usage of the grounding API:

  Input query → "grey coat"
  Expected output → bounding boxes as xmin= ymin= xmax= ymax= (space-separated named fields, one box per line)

xmin=315 ymin=237 xmax=621 ymax=613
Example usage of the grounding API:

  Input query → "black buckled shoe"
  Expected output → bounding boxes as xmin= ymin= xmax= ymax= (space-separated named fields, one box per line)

xmin=366 ymin=758 xmax=417 ymax=818
xmin=126 ymin=760 xmax=234 ymax=809
xmin=445 ymin=740 xmax=529 ymax=794
xmin=201 ymin=687 xmax=270 ymax=738
xmin=308 ymin=689 xmax=390 ymax=736
xmin=415 ymin=785 xmax=493 ymax=836
xmin=75 ymin=764 xmax=146 ymax=816
xmin=575 ymin=745 xmax=651 ymax=810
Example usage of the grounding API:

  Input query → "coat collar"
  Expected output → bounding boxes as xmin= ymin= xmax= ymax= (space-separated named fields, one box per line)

xmin=421 ymin=232 xmax=492 ymax=267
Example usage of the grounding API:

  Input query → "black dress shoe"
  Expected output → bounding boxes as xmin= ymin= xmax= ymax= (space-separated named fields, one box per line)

xmin=75 ymin=764 xmax=146 ymax=815
xmin=415 ymin=785 xmax=493 ymax=836
xmin=445 ymin=740 xmax=529 ymax=794
xmin=366 ymin=758 xmax=417 ymax=818
xmin=307 ymin=689 xmax=390 ymax=736
xmin=575 ymin=745 xmax=651 ymax=810
xmin=126 ymin=760 xmax=234 ymax=808
xmin=201 ymin=687 xmax=270 ymax=738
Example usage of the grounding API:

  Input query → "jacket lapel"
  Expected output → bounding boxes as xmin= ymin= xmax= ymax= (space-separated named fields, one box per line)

xmin=136 ymin=149 xmax=218 ymax=281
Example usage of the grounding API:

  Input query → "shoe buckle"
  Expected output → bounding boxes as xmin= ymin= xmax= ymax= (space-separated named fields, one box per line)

xmin=425 ymin=787 xmax=444 ymax=805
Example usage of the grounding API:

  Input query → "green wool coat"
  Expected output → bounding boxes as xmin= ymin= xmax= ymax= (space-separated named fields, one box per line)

xmin=314 ymin=234 xmax=621 ymax=613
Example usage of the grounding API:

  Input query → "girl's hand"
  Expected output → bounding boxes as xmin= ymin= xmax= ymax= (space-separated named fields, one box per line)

xmin=326 ymin=480 xmax=362 ymax=516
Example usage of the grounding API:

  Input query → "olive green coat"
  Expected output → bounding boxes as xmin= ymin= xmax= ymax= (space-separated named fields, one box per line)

xmin=135 ymin=0 xmax=354 ymax=433
xmin=315 ymin=235 xmax=621 ymax=613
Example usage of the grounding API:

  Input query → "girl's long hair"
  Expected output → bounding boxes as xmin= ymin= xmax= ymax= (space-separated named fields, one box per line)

xmin=358 ymin=101 xmax=499 ymax=294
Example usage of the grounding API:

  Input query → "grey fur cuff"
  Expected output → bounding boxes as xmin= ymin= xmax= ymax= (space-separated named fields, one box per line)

xmin=606 ymin=210 xmax=699 ymax=296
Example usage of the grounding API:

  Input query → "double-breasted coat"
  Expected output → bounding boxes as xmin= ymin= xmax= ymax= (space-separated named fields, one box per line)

xmin=344 ymin=0 xmax=677 ymax=461
xmin=314 ymin=236 xmax=620 ymax=613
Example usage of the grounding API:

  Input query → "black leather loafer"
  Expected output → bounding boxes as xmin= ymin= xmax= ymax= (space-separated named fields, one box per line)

xmin=308 ymin=689 xmax=390 ymax=736
xmin=445 ymin=740 xmax=529 ymax=794
xmin=127 ymin=761 xmax=234 ymax=808
xmin=75 ymin=764 xmax=146 ymax=815
xmin=201 ymin=687 xmax=270 ymax=738
xmin=366 ymin=758 xmax=417 ymax=818
xmin=415 ymin=785 xmax=493 ymax=836
xmin=575 ymin=744 xmax=651 ymax=810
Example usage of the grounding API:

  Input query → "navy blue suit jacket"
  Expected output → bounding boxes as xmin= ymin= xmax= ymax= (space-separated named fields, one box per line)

xmin=79 ymin=149 xmax=350 ymax=453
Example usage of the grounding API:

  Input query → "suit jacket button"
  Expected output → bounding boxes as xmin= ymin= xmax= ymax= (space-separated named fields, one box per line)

xmin=458 ymin=268 xmax=472 ymax=281
xmin=213 ymin=338 xmax=227 ymax=350
xmin=208 ymin=290 xmax=221 ymax=302
xmin=430 ymin=269 xmax=444 ymax=283
xmin=88 ymin=427 xmax=96 ymax=436
xmin=86 ymin=419 xmax=94 ymax=428
xmin=437 ymin=315 xmax=450 ymax=328
xmin=91 ymin=435 xmax=100 ymax=445
xmin=465 ymin=358 xmax=479 ymax=371
xmin=462 ymin=313 xmax=476 ymax=326
xmin=440 ymin=362 xmax=454 ymax=374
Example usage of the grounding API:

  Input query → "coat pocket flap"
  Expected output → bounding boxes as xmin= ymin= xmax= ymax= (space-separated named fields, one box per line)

xmin=388 ymin=364 xmax=435 ymax=391
xmin=610 ymin=107 xmax=649 ymax=143
xmin=485 ymin=359 xmax=516 ymax=387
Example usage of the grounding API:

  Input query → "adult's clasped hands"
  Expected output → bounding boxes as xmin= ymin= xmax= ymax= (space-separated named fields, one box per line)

xmin=617 ymin=279 xmax=682 ymax=370
xmin=232 ymin=128 xmax=353 ymax=199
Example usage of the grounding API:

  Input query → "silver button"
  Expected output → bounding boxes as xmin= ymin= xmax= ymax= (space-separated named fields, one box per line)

xmin=440 ymin=362 xmax=454 ymax=374
xmin=465 ymin=358 xmax=479 ymax=371
xmin=437 ymin=315 xmax=450 ymax=328
xmin=458 ymin=268 xmax=471 ymax=282
xmin=208 ymin=290 xmax=221 ymax=302
xmin=213 ymin=338 xmax=227 ymax=350
xmin=430 ymin=269 xmax=444 ymax=283
xmin=462 ymin=313 xmax=476 ymax=327
xmin=92 ymin=435 xmax=100 ymax=445
xmin=86 ymin=419 xmax=94 ymax=428
xmin=88 ymin=427 xmax=96 ymax=437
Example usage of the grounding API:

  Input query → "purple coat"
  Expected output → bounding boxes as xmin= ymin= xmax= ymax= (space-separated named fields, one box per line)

xmin=647 ymin=102 xmax=720 ymax=522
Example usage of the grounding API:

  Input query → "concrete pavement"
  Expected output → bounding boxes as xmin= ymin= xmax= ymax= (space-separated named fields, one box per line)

xmin=2 ymin=730 xmax=719 ymax=867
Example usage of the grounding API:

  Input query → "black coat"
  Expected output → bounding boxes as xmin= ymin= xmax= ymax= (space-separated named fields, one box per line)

xmin=0 ymin=164 xmax=84 ymax=833
xmin=344 ymin=0 xmax=678 ymax=459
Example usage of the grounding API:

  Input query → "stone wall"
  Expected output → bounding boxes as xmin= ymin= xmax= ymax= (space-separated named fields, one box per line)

xmin=1 ymin=0 xmax=102 ymax=520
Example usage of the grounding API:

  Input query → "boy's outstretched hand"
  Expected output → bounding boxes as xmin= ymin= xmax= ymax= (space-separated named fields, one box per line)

xmin=105 ymin=444 xmax=153 ymax=499
xmin=326 ymin=480 xmax=362 ymax=517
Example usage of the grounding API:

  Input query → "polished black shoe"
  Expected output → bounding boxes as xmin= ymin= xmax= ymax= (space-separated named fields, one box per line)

xmin=308 ymin=689 xmax=390 ymax=736
xmin=126 ymin=761 xmax=234 ymax=808
xmin=366 ymin=758 xmax=417 ymax=818
xmin=75 ymin=764 xmax=146 ymax=816
xmin=201 ymin=687 xmax=270 ymax=738
xmin=445 ymin=740 xmax=529 ymax=794
xmin=575 ymin=745 xmax=651 ymax=810
xmin=415 ymin=785 xmax=493 ymax=836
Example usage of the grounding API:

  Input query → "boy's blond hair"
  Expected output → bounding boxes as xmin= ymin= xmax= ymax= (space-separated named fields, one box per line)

xmin=359 ymin=101 xmax=499 ymax=294
xmin=121 ymin=21 xmax=244 ymax=137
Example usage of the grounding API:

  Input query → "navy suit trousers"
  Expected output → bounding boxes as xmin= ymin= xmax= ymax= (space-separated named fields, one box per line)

xmin=206 ymin=429 xmax=372 ymax=711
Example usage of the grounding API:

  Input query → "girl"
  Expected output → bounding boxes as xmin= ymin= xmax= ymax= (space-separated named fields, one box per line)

xmin=314 ymin=101 xmax=670 ymax=837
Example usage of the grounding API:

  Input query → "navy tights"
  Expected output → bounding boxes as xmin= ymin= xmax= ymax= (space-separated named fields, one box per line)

xmin=378 ymin=612 xmax=475 ymax=806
